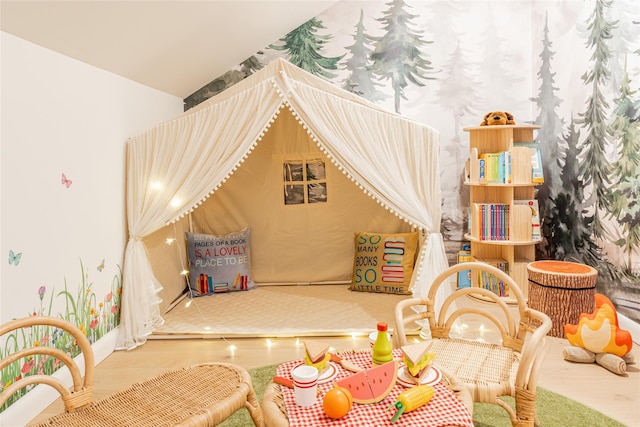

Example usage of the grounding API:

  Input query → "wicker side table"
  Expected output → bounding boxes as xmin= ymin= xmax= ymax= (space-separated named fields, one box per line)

xmin=30 ymin=363 xmax=264 ymax=427
xmin=261 ymin=364 xmax=473 ymax=427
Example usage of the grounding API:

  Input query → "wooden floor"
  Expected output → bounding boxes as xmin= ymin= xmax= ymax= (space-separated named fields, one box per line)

xmin=29 ymin=334 xmax=640 ymax=426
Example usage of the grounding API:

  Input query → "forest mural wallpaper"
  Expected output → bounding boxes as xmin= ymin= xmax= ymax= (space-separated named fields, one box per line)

xmin=186 ymin=0 xmax=639 ymax=323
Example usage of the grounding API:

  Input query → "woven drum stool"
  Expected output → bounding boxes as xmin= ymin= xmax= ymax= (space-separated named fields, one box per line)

xmin=527 ymin=260 xmax=597 ymax=338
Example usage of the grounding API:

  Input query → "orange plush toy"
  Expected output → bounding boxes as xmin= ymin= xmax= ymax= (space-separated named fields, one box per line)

xmin=480 ymin=111 xmax=515 ymax=126
xmin=563 ymin=294 xmax=634 ymax=375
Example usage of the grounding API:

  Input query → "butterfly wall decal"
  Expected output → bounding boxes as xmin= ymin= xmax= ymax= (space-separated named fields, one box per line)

xmin=61 ymin=173 xmax=72 ymax=188
xmin=97 ymin=259 xmax=105 ymax=272
xmin=8 ymin=249 xmax=22 ymax=266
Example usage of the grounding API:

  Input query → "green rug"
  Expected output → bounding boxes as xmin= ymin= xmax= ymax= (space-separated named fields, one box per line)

xmin=219 ymin=364 xmax=626 ymax=427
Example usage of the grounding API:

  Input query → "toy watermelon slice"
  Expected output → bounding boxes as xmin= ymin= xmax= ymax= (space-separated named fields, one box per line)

xmin=336 ymin=371 xmax=372 ymax=403
xmin=335 ymin=360 xmax=398 ymax=404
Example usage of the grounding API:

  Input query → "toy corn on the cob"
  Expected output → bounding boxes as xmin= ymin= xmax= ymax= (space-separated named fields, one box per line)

xmin=388 ymin=384 xmax=434 ymax=422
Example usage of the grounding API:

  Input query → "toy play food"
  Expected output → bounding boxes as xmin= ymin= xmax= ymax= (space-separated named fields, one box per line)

xmin=304 ymin=340 xmax=331 ymax=373
xmin=335 ymin=360 xmax=398 ymax=404
xmin=322 ymin=385 xmax=353 ymax=419
xmin=372 ymin=322 xmax=393 ymax=365
xmin=388 ymin=384 xmax=435 ymax=422
xmin=400 ymin=340 xmax=435 ymax=384
xmin=330 ymin=353 xmax=363 ymax=372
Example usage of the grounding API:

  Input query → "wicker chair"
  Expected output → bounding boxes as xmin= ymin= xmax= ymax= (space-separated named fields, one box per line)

xmin=1 ymin=316 xmax=264 ymax=426
xmin=395 ymin=262 xmax=552 ymax=427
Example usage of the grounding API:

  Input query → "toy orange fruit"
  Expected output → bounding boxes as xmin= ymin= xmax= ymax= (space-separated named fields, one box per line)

xmin=322 ymin=385 xmax=353 ymax=419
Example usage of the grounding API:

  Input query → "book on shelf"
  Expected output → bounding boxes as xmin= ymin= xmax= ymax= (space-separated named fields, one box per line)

xmin=479 ymin=153 xmax=492 ymax=182
xmin=476 ymin=258 xmax=510 ymax=297
xmin=514 ymin=141 xmax=544 ymax=183
xmin=514 ymin=199 xmax=541 ymax=240
xmin=477 ymin=151 xmax=511 ymax=184
xmin=471 ymin=203 xmax=510 ymax=241
xmin=456 ymin=244 xmax=472 ymax=289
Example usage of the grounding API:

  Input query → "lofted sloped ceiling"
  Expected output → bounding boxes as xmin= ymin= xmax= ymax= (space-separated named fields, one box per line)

xmin=0 ymin=0 xmax=339 ymax=99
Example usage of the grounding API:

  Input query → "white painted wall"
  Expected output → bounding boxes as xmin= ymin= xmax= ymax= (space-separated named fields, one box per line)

xmin=0 ymin=33 xmax=183 ymax=422
xmin=1 ymin=32 xmax=183 ymax=324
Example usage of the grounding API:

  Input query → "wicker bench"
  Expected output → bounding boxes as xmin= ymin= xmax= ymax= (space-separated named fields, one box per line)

xmin=1 ymin=316 xmax=264 ymax=427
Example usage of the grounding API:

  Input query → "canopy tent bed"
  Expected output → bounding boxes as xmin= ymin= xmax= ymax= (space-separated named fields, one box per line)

xmin=117 ymin=58 xmax=447 ymax=350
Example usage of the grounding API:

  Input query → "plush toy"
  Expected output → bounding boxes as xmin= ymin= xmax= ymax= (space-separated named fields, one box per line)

xmin=563 ymin=293 xmax=635 ymax=375
xmin=480 ymin=111 xmax=515 ymax=126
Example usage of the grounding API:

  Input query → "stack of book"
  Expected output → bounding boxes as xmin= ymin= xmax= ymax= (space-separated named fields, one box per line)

xmin=474 ymin=203 xmax=510 ymax=240
xmin=476 ymin=258 xmax=510 ymax=297
xmin=466 ymin=142 xmax=544 ymax=185
xmin=478 ymin=150 xmax=512 ymax=184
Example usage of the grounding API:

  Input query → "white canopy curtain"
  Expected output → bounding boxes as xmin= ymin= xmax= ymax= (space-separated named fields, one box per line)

xmin=117 ymin=58 xmax=448 ymax=350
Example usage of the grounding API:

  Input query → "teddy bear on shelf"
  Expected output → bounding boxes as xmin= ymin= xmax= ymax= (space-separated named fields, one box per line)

xmin=563 ymin=293 xmax=635 ymax=375
xmin=480 ymin=111 xmax=516 ymax=126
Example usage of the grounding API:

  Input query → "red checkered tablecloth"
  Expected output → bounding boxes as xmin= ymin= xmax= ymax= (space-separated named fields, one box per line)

xmin=276 ymin=349 xmax=474 ymax=427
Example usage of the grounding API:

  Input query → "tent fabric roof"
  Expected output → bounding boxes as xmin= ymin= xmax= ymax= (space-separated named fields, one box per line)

xmin=117 ymin=58 xmax=448 ymax=350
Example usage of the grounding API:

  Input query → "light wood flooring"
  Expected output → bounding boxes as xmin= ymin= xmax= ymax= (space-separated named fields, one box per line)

xmin=29 ymin=333 xmax=640 ymax=426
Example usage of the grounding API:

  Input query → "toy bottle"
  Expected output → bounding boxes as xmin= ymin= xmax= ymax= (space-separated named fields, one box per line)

xmin=372 ymin=322 xmax=393 ymax=365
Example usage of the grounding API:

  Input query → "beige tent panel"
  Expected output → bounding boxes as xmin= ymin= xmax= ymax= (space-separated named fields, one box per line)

xmin=148 ymin=109 xmax=411 ymax=311
xmin=191 ymin=108 xmax=411 ymax=285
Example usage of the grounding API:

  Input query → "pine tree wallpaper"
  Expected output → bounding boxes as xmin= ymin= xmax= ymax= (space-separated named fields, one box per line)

xmin=185 ymin=0 xmax=640 ymax=323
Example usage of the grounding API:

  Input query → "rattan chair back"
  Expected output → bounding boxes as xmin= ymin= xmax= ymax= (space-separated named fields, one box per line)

xmin=395 ymin=262 xmax=552 ymax=427
xmin=1 ymin=316 xmax=94 ymax=412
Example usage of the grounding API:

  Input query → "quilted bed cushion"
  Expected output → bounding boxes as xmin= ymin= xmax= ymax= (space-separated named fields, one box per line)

xmin=185 ymin=228 xmax=255 ymax=296
xmin=350 ymin=231 xmax=419 ymax=295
